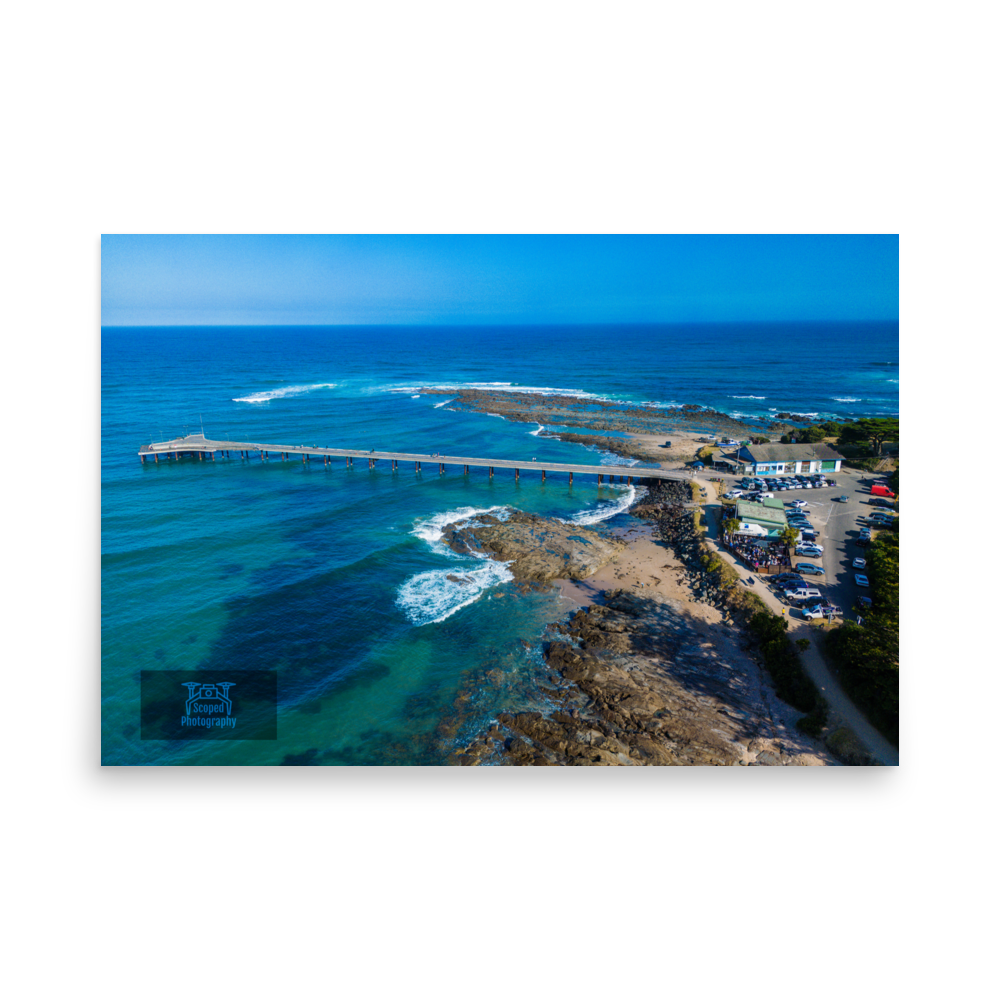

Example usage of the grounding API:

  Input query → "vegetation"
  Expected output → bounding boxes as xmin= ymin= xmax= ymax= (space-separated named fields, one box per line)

xmin=823 ymin=529 xmax=899 ymax=745
xmin=746 ymin=611 xmax=827 ymax=735
xmin=887 ymin=465 xmax=899 ymax=494
xmin=779 ymin=524 xmax=800 ymax=548
xmin=838 ymin=418 xmax=899 ymax=456
xmin=722 ymin=517 xmax=740 ymax=540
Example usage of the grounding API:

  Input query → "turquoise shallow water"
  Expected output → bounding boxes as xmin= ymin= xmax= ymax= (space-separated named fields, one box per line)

xmin=101 ymin=323 xmax=898 ymax=764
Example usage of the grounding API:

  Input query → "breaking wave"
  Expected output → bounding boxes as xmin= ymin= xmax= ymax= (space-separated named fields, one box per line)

xmin=410 ymin=505 xmax=510 ymax=548
xmin=396 ymin=561 xmax=514 ymax=626
xmin=232 ymin=383 xmax=337 ymax=404
xmin=565 ymin=485 xmax=645 ymax=525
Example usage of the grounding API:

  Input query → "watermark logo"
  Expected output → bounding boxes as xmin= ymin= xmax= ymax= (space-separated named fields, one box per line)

xmin=181 ymin=681 xmax=236 ymax=730
xmin=141 ymin=671 xmax=277 ymax=740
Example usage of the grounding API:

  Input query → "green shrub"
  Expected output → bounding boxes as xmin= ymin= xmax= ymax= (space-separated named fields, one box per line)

xmin=746 ymin=611 xmax=827 ymax=723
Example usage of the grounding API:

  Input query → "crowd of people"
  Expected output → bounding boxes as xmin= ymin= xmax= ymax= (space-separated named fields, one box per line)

xmin=721 ymin=534 xmax=790 ymax=574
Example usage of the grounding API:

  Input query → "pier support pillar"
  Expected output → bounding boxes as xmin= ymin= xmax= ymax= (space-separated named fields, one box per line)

xmin=199 ymin=452 xmax=203 ymax=461
xmin=416 ymin=462 xmax=420 ymax=472
xmin=627 ymin=475 xmax=632 ymax=485
xmin=302 ymin=454 xmax=306 ymax=463
xmin=140 ymin=454 xmax=145 ymax=464
xmin=569 ymin=472 xmax=573 ymax=485
xmin=154 ymin=454 xmax=158 ymax=464
xmin=489 ymin=466 xmax=493 ymax=479
xmin=598 ymin=473 xmax=602 ymax=484
xmin=464 ymin=465 xmax=468 ymax=475
xmin=212 ymin=452 xmax=215 ymax=461
xmin=515 ymin=468 xmax=519 ymax=481
xmin=542 ymin=469 xmax=545 ymax=481
xmin=439 ymin=463 xmax=443 ymax=475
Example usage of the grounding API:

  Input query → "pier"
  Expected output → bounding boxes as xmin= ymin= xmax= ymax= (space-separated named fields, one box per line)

xmin=138 ymin=433 xmax=691 ymax=484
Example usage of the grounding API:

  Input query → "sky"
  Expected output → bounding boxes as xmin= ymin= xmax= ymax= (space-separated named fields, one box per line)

xmin=101 ymin=235 xmax=898 ymax=326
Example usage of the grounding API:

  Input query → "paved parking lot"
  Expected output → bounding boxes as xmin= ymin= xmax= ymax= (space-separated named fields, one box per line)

xmin=709 ymin=469 xmax=894 ymax=621
xmin=694 ymin=468 xmax=899 ymax=765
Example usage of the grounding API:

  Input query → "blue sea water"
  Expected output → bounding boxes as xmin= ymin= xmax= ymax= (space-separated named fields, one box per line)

xmin=101 ymin=322 xmax=898 ymax=765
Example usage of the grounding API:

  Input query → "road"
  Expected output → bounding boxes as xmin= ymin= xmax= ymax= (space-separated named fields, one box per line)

xmin=693 ymin=469 xmax=899 ymax=766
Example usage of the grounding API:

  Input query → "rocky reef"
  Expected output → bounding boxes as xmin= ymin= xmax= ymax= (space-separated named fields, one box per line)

xmin=441 ymin=510 xmax=624 ymax=582
xmin=418 ymin=387 xmax=787 ymax=439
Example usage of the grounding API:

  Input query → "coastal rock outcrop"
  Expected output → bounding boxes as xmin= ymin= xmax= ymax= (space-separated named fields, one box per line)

xmin=441 ymin=511 xmax=624 ymax=582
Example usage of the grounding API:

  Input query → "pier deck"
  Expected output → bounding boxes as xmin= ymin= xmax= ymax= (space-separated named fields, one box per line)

xmin=138 ymin=433 xmax=690 ymax=482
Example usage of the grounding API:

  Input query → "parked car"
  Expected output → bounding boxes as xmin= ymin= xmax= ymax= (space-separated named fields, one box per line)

xmin=802 ymin=604 xmax=842 ymax=620
xmin=858 ymin=595 xmax=873 ymax=608
xmin=797 ymin=563 xmax=824 ymax=575
xmin=796 ymin=543 xmax=824 ymax=555
xmin=834 ymin=495 xmax=849 ymax=503
xmin=773 ymin=575 xmax=805 ymax=587
xmin=853 ymin=557 xmax=866 ymax=569
xmin=855 ymin=573 xmax=869 ymax=587
xmin=787 ymin=499 xmax=808 ymax=508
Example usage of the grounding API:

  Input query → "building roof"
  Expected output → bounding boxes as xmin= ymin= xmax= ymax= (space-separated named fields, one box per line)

xmin=736 ymin=500 xmax=788 ymax=526
xmin=741 ymin=442 xmax=843 ymax=463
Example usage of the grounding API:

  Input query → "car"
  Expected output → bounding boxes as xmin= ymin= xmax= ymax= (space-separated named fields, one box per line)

xmin=802 ymin=604 xmax=842 ymax=620
xmin=834 ymin=495 xmax=849 ymax=503
xmin=827 ymin=479 xmax=837 ymax=486
xmin=797 ymin=562 xmax=824 ymax=575
xmin=790 ymin=522 xmax=815 ymax=532
xmin=871 ymin=498 xmax=896 ymax=509
xmin=859 ymin=528 xmax=871 ymax=539
xmin=773 ymin=574 xmax=805 ymax=586
xmin=855 ymin=574 xmax=869 ymax=586
xmin=853 ymin=557 xmax=866 ymax=569
xmin=787 ymin=499 xmax=808 ymax=508
xmin=796 ymin=543 xmax=824 ymax=555
xmin=858 ymin=596 xmax=872 ymax=608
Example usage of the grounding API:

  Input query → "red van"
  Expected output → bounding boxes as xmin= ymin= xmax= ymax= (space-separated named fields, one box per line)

xmin=871 ymin=483 xmax=895 ymax=498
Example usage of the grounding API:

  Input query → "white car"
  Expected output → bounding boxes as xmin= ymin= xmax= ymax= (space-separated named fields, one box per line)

xmin=855 ymin=574 xmax=869 ymax=587
xmin=853 ymin=557 xmax=866 ymax=569
xmin=787 ymin=500 xmax=808 ymax=508
xmin=796 ymin=543 xmax=825 ymax=555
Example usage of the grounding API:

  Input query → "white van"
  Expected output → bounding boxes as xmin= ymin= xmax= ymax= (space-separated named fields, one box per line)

xmin=784 ymin=586 xmax=821 ymax=602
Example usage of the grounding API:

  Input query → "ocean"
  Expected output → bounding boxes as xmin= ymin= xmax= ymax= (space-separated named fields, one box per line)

xmin=101 ymin=322 xmax=898 ymax=764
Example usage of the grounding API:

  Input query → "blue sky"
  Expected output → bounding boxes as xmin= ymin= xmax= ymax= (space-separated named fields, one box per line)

xmin=101 ymin=235 xmax=898 ymax=326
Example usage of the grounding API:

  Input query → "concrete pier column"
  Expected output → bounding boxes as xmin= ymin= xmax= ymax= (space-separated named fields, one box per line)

xmin=489 ymin=466 xmax=493 ymax=478
xmin=154 ymin=454 xmax=158 ymax=464
xmin=302 ymin=454 xmax=306 ymax=463
xmin=598 ymin=473 xmax=602 ymax=484
xmin=464 ymin=465 xmax=468 ymax=475
xmin=439 ymin=463 xmax=443 ymax=475
xmin=627 ymin=475 xmax=632 ymax=485
xmin=515 ymin=468 xmax=519 ymax=481
xmin=212 ymin=452 xmax=216 ymax=461
xmin=140 ymin=454 xmax=145 ymax=464
xmin=416 ymin=462 xmax=420 ymax=472
xmin=569 ymin=472 xmax=573 ymax=485
xmin=199 ymin=452 xmax=203 ymax=461
xmin=542 ymin=469 xmax=546 ymax=481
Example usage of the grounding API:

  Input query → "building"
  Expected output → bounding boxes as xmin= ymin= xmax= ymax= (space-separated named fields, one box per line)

xmin=733 ymin=442 xmax=843 ymax=476
xmin=733 ymin=498 xmax=788 ymax=538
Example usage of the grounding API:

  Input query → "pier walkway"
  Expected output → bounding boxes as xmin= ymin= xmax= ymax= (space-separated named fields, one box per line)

xmin=138 ymin=433 xmax=690 ymax=484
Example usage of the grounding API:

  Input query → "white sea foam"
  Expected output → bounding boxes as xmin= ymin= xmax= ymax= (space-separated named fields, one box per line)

xmin=732 ymin=395 xmax=767 ymax=399
xmin=565 ymin=485 xmax=646 ymax=526
xmin=411 ymin=505 xmax=510 ymax=548
xmin=833 ymin=397 xmax=861 ymax=402
xmin=232 ymin=383 xmax=337 ymax=404
xmin=411 ymin=394 xmax=420 ymax=399
xmin=396 ymin=560 xmax=515 ymax=626
xmin=433 ymin=398 xmax=457 ymax=408
xmin=382 ymin=381 xmax=622 ymax=403
xmin=529 ymin=424 xmax=545 ymax=436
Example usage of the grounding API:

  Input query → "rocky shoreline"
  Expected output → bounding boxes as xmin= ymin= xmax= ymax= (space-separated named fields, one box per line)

xmin=447 ymin=479 xmax=834 ymax=766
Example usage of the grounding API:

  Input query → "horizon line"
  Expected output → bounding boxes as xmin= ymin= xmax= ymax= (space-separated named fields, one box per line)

xmin=102 ymin=318 xmax=900 ymax=329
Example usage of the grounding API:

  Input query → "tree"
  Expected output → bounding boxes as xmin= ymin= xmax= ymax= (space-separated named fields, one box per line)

xmin=722 ymin=517 xmax=740 ymax=541
xmin=780 ymin=525 xmax=800 ymax=548
xmin=838 ymin=418 xmax=899 ymax=456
